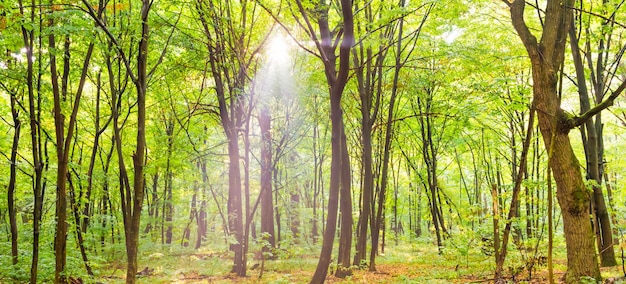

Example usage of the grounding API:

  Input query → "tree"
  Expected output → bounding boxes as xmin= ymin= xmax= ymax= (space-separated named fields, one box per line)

xmin=505 ymin=0 xmax=626 ymax=281
xmin=15 ymin=0 xmax=49 ymax=280
xmin=195 ymin=0 xmax=272 ymax=275
xmin=568 ymin=2 xmax=626 ymax=266
xmin=289 ymin=0 xmax=354 ymax=280
xmin=47 ymin=3 xmax=97 ymax=280
xmin=81 ymin=0 xmax=160 ymax=280
xmin=1 ymin=62 xmax=22 ymax=267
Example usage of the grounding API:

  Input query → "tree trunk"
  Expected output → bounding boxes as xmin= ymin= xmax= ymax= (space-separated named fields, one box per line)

xmin=544 ymin=128 xmax=601 ymax=282
xmin=198 ymin=161 xmax=210 ymax=247
xmin=311 ymin=93 xmax=343 ymax=283
xmin=8 ymin=89 xmax=21 ymax=266
xmin=495 ymin=108 xmax=535 ymax=280
xmin=569 ymin=18 xmax=617 ymax=268
xmin=49 ymin=14 xmax=69 ymax=284
xmin=182 ymin=183 xmax=198 ymax=247
xmin=227 ymin=135 xmax=245 ymax=276
xmin=355 ymin=109 xmax=373 ymax=266
xmin=290 ymin=192 xmax=301 ymax=241
xmin=336 ymin=124 xmax=353 ymax=278
xmin=144 ymin=173 xmax=159 ymax=235
xmin=299 ymin=0 xmax=353 ymax=281
xmin=164 ymin=118 xmax=174 ymax=245
xmin=260 ymin=106 xmax=276 ymax=250
xmin=68 ymin=174 xmax=94 ymax=275
xmin=351 ymin=4 xmax=389 ymax=263
xmin=508 ymin=0 xmax=601 ymax=281
xmin=81 ymin=70 xmax=109 ymax=234
xmin=196 ymin=200 xmax=207 ymax=249
xmin=311 ymin=118 xmax=322 ymax=243
xmin=21 ymin=10 xmax=45 ymax=279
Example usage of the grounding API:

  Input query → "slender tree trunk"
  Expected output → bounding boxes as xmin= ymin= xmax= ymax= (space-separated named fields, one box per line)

xmin=196 ymin=200 xmax=207 ymax=249
xmin=182 ymin=182 xmax=198 ymax=247
xmin=352 ymin=5 xmax=388 ymax=263
xmin=491 ymin=184 xmax=501 ymax=269
xmin=144 ymin=173 xmax=159 ymax=235
xmin=48 ymin=8 xmax=68 ymax=283
xmin=355 ymin=110 xmax=373 ymax=266
xmin=260 ymin=106 xmax=276 ymax=250
xmin=369 ymin=0 xmax=425 ymax=268
xmin=196 ymin=162 xmax=210 ymax=248
xmin=336 ymin=124 xmax=353 ymax=278
xmin=495 ymin=107 xmax=535 ymax=280
xmin=569 ymin=20 xmax=617 ymax=268
xmin=303 ymin=0 xmax=354 ymax=281
xmin=21 ymin=6 xmax=45 ymax=278
xmin=164 ymin=118 xmax=174 ymax=245
xmin=311 ymin=120 xmax=322 ymax=243
xmin=290 ymin=192 xmax=301 ymax=241
xmin=81 ymin=71 xmax=109 ymax=234
xmin=68 ymin=174 xmax=94 ymax=275
xmin=8 ymin=90 xmax=21 ymax=266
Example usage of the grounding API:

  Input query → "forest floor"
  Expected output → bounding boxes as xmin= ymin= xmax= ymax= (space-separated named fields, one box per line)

xmin=91 ymin=238 xmax=626 ymax=283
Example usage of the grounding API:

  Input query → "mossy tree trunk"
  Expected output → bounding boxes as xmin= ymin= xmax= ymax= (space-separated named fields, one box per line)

xmin=505 ymin=0 xmax=623 ymax=281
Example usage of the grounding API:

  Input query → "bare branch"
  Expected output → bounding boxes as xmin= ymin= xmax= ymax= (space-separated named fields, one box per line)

xmin=566 ymin=79 xmax=626 ymax=129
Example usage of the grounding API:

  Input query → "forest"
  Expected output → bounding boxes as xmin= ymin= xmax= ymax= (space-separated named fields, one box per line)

xmin=1 ymin=0 xmax=626 ymax=283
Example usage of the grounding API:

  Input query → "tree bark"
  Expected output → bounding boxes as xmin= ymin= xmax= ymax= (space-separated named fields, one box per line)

xmin=7 ymin=88 xmax=21 ymax=266
xmin=336 ymin=123 xmax=353 ymax=278
xmin=48 ymin=6 xmax=68 ymax=283
xmin=260 ymin=106 xmax=276 ymax=250
xmin=164 ymin=117 xmax=174 ymax=245
xmin=19 ymin=1 xmax=46 ymax=279
xmin=569 ymin=16 xmax=617 ymax=268
xmin=226 ymin=130 xmax=245 ymax=275
xmin=302 ymin=0 xmax=354 ymax=281
xmin=351 ymin=1 xmax=389 ymax=264
xmin=507 ymin=1 xmax=601 ymax=281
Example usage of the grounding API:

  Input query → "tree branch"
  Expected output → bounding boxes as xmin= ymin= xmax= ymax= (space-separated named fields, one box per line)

xmin=567 ymin=79 xmax=626 ymax=129
xmin=509 ymin=0 xmax=540 ymax=59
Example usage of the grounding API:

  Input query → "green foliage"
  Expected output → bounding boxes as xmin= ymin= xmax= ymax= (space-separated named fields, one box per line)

xmin=1 ymin=0 xmax=626 ymax=282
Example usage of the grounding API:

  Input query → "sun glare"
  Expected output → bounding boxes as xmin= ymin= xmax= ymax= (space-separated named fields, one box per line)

xmin=266 ymin=35 xmax=290 ymax=64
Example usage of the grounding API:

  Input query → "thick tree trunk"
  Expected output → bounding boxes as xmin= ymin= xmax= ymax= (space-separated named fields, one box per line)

xmin=539 ymin=122 xmax=600 ymax=282
xmin=508 ymin=0 xmax=601 ymax=281
xmin=227 ymin=135 xmax=245 ymax=276
xmin=534 ymin=68 xmax=601 ymax=282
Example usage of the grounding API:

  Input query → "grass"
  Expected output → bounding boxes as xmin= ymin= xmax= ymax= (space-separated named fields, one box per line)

xmin=84 ymin=237 xmax=626 ymax=283
xmin=4 ymin=235 xmax=624 ymax=283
